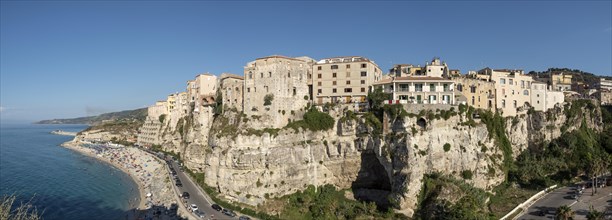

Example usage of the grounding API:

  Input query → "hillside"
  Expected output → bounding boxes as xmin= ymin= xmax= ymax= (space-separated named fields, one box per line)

xmin=528 ymin=67 xmax=612 ymax=90
xmin=36 ymin=108 xmax=147 ymax=125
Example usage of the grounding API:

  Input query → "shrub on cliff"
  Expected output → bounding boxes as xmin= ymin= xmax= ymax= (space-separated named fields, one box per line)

xmin=263 ymin=94 xmax=274 ymax=106
xmin=285 ymin=107 xmax=335 ymax=132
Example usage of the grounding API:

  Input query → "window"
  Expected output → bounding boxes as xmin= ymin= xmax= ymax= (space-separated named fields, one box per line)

xmin=248 ymin=72 xmax=253 ymax=79
xmin=361 ymin=80 xmax=365 ymax=84
xmin=333 ymin=73 xmax=337 ymax=78
xmin=317 ymin=82 xmax=322 ymax=86
xmin=308 ymin=73 xmax=312 ymax=79
xmin=318 ymin=74 xmax=322 ymax=78
xmin=247 ymin=88 xmax=250 ymax=93
xmin=346 ymin=64 xmax=351 ymax=68
xmin=288 ymin=72 xmax=291 ymax=77
xmin=509 ymin=79 xmax=513 ymax=85
xmin=361 ymin=88 xmax=365 ymax=92
xmin=333 ymin=81 xmax=337 ymax=86
xmin=317 ymin=66 xmax=322 ymax=70
xmin=500 ymin=78 xmax=506 ymax=84
xmin=332 ymin=88 xmax=337 ymax=93
xmin=346 ymin=80 xmax=351 ymax=85
xmin=521 ymin=80 xmax=525 ymax=88
xmin=260 ymin=72 xmax=263 ymax=78
xmin=457 ymin=84 xmax=463 ymax=91
xmin=415 ymin=84 xmax=423 ymax=92
xmin=502 ymin=99 xmax=506 ymax=108
xmin=254 ymin=87 xmax=257 ymax=92
xmin=502 ymin=89 xmax=505 ymax=95
xmin=429 ymin=84 xmax=435 ymax=92
xmin=361 ymin=71 xmax=367 ymax=77
xmin=317 ymin=89 xmax=322 ymax=94
xmin=513 ymin=100 xmax=517 ymax=108
xmin=443 ymin=84 xmax=450 ymax=92
xmin=331 ymin=65 xmax=338 ymax=69
xmin=269 ymin=72 xmax=272 ymax=77
xmin=470 ymin=86 xmax=476 ymax=93
xmin=361 ymin=63 xmax=367 ymax=68
xmin=472 ymin=96 xmax=475 ymax=105
xmin=344 ymin=88 xmax=352 ymax=93
xmin=523 ymin=90 xmax=529 ymax=95
xmin=293 ymin=87 xmax=296 ymax=96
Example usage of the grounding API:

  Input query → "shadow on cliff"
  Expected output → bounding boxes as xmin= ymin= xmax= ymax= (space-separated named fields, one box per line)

xmin=350 ymin=152 xmax=392 ymax=211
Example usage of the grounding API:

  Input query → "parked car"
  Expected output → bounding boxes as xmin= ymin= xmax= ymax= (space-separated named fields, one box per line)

xmin=175 ymin=181 xmax=183 ymax=187
xmin=194 ymin=210 xmax=206 ymax=218
xmin=222 ymin=209 xmax=237 ymax=217
xmin=182 ymin=192 xmax=190 ymax=199
xmin=239 ymin=216 xmax=251 ymax=220
xmin=190 ymin=204 xmax=198 ymax=212
xmin=211 ymin=204 xmax=222 ymax=211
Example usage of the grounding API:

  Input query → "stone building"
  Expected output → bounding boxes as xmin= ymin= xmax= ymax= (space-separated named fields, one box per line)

xmin=475 ymin=68 xmax=534 ymax=117
xmin=530 ymin=81 xmax=564 ymax=111
xmin=137 ymin=101 xmax=167 ymax=147
xmin=220 ymin=73 xmax=244 ymax=112
xmin=312 ymin=56 xmax=382 ymax=106
xmin=597 ymin=78 xmax=612 ymax=105
xmin=454 ymin=77 xmax=495 ymax=111
xmin=243 ymin=55 xmax=315 ymax=128
xmin=189 ymin=74 xmax=218 ymax=112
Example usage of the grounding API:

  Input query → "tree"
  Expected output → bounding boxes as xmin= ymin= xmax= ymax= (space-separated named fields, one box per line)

xmin=263 ymin=94 xmax=274 ymax=106
xmin=555 ymin=205 xmax=574 ymax=220
xmin=0 ymin=195 xmax=42 ymax=220
xmin=586 ymin=205 xmax=604 ymax=220
xmin=367 ymin=87 xmax=390 ymax=112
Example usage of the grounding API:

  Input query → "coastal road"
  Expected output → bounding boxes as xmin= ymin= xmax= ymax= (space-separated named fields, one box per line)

xmin=518 ymin=183 xmax=612 ymax=219
xmin=168 ymin=160 xmax=219 ymax=219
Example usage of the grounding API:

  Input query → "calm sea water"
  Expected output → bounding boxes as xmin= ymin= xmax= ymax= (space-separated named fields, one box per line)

xmin=0 ymin=123 xmax=139 ymax=220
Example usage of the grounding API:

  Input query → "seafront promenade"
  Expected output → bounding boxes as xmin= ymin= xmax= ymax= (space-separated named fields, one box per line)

xmin=61 ymin=140 xmax=193 ymax=219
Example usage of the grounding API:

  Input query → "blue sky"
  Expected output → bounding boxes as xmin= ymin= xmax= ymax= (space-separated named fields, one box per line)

xmin=1 ymin=1 xmax=611 ymax=122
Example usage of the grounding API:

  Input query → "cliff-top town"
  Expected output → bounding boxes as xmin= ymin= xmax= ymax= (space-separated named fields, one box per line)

xmin=136 ymin=55 xmax=612 ymax=148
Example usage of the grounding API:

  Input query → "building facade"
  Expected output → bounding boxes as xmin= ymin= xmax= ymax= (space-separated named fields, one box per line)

xmin=137 ymin=101 xmax=167 ymax=147
xmin=530 ymin=81 xmax=564 ymax=111
xmin=243 ymin=55 xmax=314 ymax=127
xmin=551 ymin=73 xmax=573 ymax=91
xmin=454 ymin=77 xmax=496 ymax=110
xmin=475 ymin=68 xmax=534 ymax=116
xmin=374 ymin=58 xmax=455 ymax=105
xmin=312 ymin=56 xmax=382 ymax=105
xmin=220 ymin=73 xmax=244 ymax=112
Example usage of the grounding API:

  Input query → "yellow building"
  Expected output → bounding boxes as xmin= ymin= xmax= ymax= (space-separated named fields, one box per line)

xmin=476 ymin=68 xmax=534 ymax=116
xmin=551 ymin=73 xmax=572 ymax=91
xmin=454 ymin=77 xmax=495 ymax=110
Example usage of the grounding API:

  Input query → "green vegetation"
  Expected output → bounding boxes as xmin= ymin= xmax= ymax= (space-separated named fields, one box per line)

xmin=264 ymin=94 xmax=274 ymax=106
xmin=488 ymin=183 xmax=538 ymax=217
xmin=339 ymin=110 xmax=358 ymax=123
xmin=443 ymin=143 xmax=451 ymax=152
xmin=383 ymin=104 xmax=409 ymax=120
xmin=1 ymin=195 xmax=42 ymax=220
xmin=367 ymin=87 xmax=391 ymax=113
xmin=415 ymin=173 xmax=491 ymax=219
xmin=278 ymin=184 xmax=402 ymax=220
xmin=555 ymin=205 xmax=574 ymax=220
xmin=36 ymin=108 xmax=147 ymax=125
xmin=479 ymin=110 xmax=513 ymax=176
xmin=461 ymin=170 xmax=473 ymax=180
xmin=285 ymin=107 xmax=335 ymax=132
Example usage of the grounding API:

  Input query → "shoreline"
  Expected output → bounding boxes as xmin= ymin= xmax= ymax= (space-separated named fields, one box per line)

xmin=61 ymin=140 xmax=147 ymax=210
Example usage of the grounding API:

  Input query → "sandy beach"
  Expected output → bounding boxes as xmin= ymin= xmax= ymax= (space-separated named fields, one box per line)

xmin=61 ymin=140 xmax=191 ymax=219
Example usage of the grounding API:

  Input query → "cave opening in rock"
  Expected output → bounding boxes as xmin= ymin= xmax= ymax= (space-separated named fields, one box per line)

xmin=417 ymin=118 xmax=427 ymax=129
xmin=351 ymin=152 xmax=392 ymax=210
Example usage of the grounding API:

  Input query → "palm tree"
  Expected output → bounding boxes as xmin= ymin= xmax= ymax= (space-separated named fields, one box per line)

xmin=556 ymin=205 xmax=574 ymax=220
xmin=586 ymin=205 xmax=604 ymax=220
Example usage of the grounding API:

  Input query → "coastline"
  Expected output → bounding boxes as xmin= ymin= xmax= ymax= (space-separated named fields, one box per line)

xmin=59 ymin=139 xmax=191 ymax=220
xmin=61 ymin=140 xmax=147 ymax=210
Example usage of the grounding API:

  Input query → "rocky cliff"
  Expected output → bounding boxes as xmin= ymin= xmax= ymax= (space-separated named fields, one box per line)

xmin=147 ymin=100 xmax=603 ymax=217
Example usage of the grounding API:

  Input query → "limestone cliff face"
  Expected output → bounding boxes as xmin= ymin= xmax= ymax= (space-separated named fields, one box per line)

xmin=150 ymin=101 xmax=603 ymax=217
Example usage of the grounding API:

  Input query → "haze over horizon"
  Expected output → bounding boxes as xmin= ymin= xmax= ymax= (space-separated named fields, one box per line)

xmin=1 ymin=1 xmax=611 ymax=122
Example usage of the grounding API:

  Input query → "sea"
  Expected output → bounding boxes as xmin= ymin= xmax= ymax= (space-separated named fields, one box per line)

xmin=0 ymin=123 xmax=139 ymax=220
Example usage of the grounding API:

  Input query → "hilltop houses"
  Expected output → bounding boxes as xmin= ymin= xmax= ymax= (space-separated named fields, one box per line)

xmin=137 ymin=55 xmax=574 ymax=146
